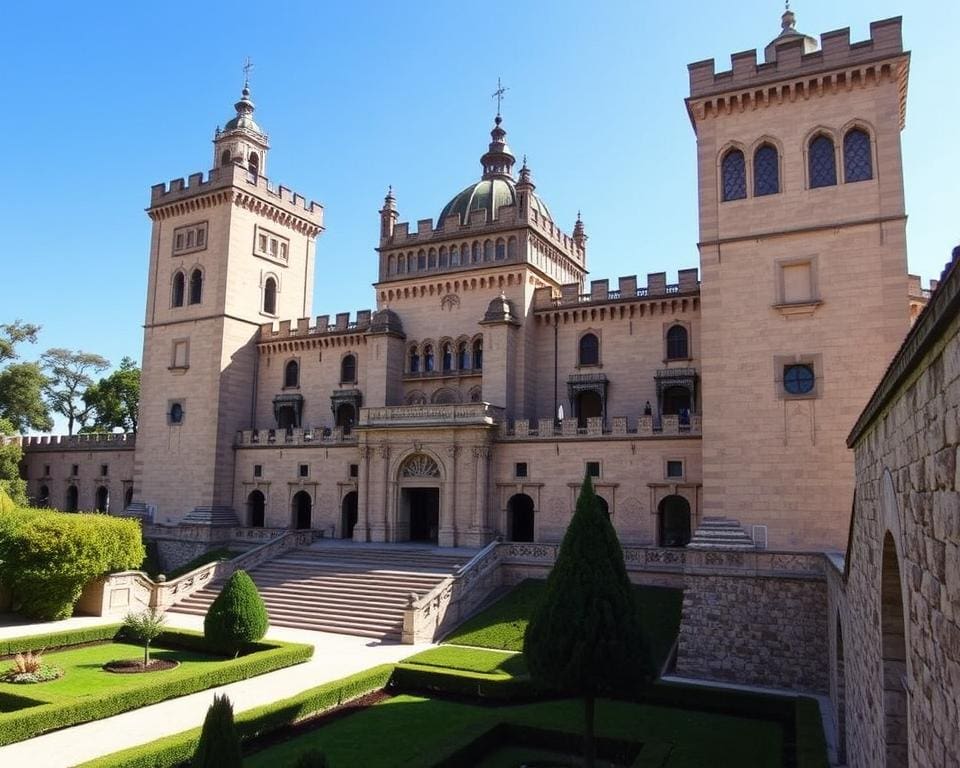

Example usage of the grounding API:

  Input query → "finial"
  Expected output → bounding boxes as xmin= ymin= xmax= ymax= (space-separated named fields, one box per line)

xmin=780 ymin=1 xmax=796 ymax=32
xmin=577 ymin=210 xmax=582 ymax=222
xmin=492 ymin=77 xmax=508 ymax=118
xmin=243 ymin=57 xmax=254 ymax=90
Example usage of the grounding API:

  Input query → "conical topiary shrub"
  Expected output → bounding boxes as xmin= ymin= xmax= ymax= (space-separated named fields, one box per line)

xmin=203 ymin=569 xmax=269 ymax=657
xmin=193 ymin=692 xmax=242 ymax=768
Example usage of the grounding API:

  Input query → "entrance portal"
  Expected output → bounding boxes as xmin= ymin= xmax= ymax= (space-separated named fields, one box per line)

xmin=507 ymin=493 xmax=535 ymax=542
xmin=658 ymin=495 xmax=691 ymax=547
xmin=292 ymin=490 xmax=312 ymax=530
xmin=341 ymin=491 xmax=358 ymax=539
xmin=404 ymin=488 xmax=439 ymax=543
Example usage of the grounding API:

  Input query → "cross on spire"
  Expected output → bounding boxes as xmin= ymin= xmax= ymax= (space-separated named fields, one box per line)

xmin=492 ymin=77 xmax=508 ymax=117
xmin=243 ymin=57 xmax=254 ymax=88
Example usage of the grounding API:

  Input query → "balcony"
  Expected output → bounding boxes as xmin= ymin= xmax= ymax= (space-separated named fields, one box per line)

xmin=236 ymin=427 xmax=357 ymax=446
xmin=358 ymin=403 xmax=504 ymax=428
xmin=500 ymin=414 xmax=702 ymax=440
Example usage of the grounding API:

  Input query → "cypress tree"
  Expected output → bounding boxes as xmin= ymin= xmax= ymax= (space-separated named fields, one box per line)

xmin=523 ymin=475 xmax=654 ymax=767
xmin=192 ymin=693 xmax=243 ymax=768
xmin=204 ymin=569 xmax=269 ymax=657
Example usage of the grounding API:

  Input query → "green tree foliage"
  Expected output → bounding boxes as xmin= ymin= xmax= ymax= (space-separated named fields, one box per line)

xmin=292 ymin=748 xmax=330 ymax=767
xmin=204 ymin=570 xmax=269 ymax=656
xmin=0 ymin=363 xmax=51 ymax=432
xmin=83 ymin=357 xmax=141 ymax=434
xmin=0 ymin=506 xmax=144 ymax=619
xmin=523 ymin=475 xmax=654 ymax=767
xmin=192 ymin=693 xmax=243 ymax=768
xmin=123 ymin=607 xmax=167 ymax=667
xmin=0 ymin=321 xmax=41 ymax=364
xmin=40 ymin=348 xmax=110 ymax=435
xmin=0 ymin=417 xmax=27 ymax=506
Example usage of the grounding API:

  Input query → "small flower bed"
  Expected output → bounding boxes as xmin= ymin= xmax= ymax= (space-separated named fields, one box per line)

xmin=3 ymin=651 xmax=64 ymax=685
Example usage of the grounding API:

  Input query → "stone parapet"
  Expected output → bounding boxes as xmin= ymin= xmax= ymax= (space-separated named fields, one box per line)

xmin=258 ymin=310 xmax=373 ymax=343
xmin=533 ymin=268 xmax=700 ymax=310
xmin=500 ymin=415 xmax=702 ymax=439
xmin=358 ymin=403 xmax=504 ymax=428
xmin=2 ymin=432 xmax=136 ymax=452
xmin=236 ymin=428 xmax=358 ymax=447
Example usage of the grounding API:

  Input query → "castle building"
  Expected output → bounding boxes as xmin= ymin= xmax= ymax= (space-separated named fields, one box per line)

xmin=15 ymin=11 xmax=923 ymax=553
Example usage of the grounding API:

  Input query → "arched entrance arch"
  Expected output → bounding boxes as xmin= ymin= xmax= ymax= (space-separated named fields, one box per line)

xmin=576 ymin=390 xmax=603 ymax=429
xmin=66 ymin=485 xmax=79 ymax=512
xmin=881 ymin=532 xmax=909 ymax=767
xmin=247 ymin=490 xmax=265 ymax=527
xmin=341 ymin=491 xmax=358 ymax=539
xmin=507 ymin=494 xmax=534 ymax=542
xmin=292 ymin=490 xmax=312 ymax=530
xmin=658 ymin=495 xmax=691 ymax=547
xmin=95 ymin=486 xmax=109 ymax=513
xmin=38 ymin=484 xmax=50 ymax=508
xmin=397 ymin=453 xmax=441 ymax=543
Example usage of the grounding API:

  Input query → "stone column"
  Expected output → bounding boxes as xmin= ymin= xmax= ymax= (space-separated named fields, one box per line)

xmin=466 ymin=444 xmax=492 ymax=547
xmin=369 ymin=443 xmax=390 ymax=542
xmin=439 ymin=445 xmax=459 ymax=547
xmin=354 ymin=445 xmax=372 ymax=542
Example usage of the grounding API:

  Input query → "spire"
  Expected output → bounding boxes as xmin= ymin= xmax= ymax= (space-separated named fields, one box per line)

xmin=517 ymin=155 xmax=534 ymax=189
xmin=573 ymin=211 xmax=587 ymax=249
xmin=480 ymin=80 xmax=516 ymax=180
xmin=379 ymin=185 xmax=398 ymax=241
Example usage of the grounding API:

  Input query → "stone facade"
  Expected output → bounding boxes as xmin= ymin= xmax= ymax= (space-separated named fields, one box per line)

xmin=829 ymin=248 xmax=960 ymax=766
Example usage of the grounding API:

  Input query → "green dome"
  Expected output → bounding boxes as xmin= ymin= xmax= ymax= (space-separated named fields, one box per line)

xmin=438 ymin=178 xmax=552 ymax=225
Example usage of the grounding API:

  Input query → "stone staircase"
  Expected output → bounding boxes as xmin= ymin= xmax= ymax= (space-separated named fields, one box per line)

xmin=170 ymin=543 xmax=475 ymax=639
xmin=687 ymin=516 xmax=756 ymax=549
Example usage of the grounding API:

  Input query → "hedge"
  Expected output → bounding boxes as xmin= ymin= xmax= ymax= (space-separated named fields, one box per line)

xmin=0 ymin=622 xmax=123 ymax=657
xmin=77 ymin=664 xmax=396 ymax=768
xmin=0 ymin=628 xmax=313 ymax=747
xmin=390 ymin=663 xmax=538 ymax=701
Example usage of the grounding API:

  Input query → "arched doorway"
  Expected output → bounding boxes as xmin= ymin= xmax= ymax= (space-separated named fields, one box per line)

xmin=658 ymin=495 xmax=691 ymax=547
xmin=335 ymin=403 xmax=356 ymax=435
xmin=95 ymin=486 xmax=109 ymax=513
xmin=661 ymin=385 xmax=691 ymax=415
xmin=507 ymin=494 xmax=534 ymax=542
xmin=398 ymin=454 xmax=441 ymax=543
xmin=124 ymin=487 xmax=133 ymax=509
xmin=576 ymin=390 xmax=603 ymax=429
xmin=881 ymin=532 xmax=908 ymax=767
xmin=341 ymin=491 xmax=358 ymax=539
xmin=292 ymin=491 xmax=312 ymax=530
xmin=66 ymin=485 xmax=79 ymax=512
xmin=38 ymin=485 xmax=50 ymax=508
xmin=597 ymin=495 xmax=610 ymax=519
xmin=247 ymin=490 xmax=265 ymax=527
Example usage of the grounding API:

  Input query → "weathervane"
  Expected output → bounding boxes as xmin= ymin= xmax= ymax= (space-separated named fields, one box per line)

xmin=243 ymin=57 xmax=254 ymax=88
xmin=492 ymin=77 xmax=509 ymax=117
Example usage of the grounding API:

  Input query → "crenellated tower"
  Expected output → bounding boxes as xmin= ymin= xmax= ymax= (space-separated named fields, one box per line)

xmin=689 ymin=11 xmax=911 ymax=549
xmin=133 ymin=82 xmax=324 ymax=525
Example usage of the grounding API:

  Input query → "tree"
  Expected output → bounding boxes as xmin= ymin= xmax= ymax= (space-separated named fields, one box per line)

xmin=83 ymin=357 xmax=140 ymax=433
xmin=0 ymin=363 xmax=52 ymax=432
xmin=0 ymin=417 xmax=27 ymax=506
xmin=0 ymin=321 xmax=40 ymax=364
xmin=523 ymin=475 xmax=654 ymax=768
xmin=192 ymin=693 xmax=243 ymax=768
xmin=203 ymin=570 xmax=269 ymax=657
xmin=40 ymin=348 xmax=109 ymax=435
xmin=123 ymin=607 xmax=167 ymax=667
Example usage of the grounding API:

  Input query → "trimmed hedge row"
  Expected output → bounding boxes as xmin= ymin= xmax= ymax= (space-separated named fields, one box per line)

xmin=77 ymin=664 xmax=396 ymax=768
xmin=390 ymin=663 xmax=538 ymax=701
xmin=0 ymin=622 xmax=123 ymax=657
xmin=0 ymin=629 xmax=313 ymax=747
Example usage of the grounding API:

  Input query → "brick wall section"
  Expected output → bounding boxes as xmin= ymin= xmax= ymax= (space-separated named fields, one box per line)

xmin=676 ymin=574 xmax=829 ymax=692
xmin=840 ymin=274 xmax=960 ymax=767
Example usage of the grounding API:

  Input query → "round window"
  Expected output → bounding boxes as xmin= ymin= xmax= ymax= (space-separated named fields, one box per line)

xmin=170 ymin=402 xmax=184 ymax=424
xmin=783 ymin=365 xmax=815 ymax=395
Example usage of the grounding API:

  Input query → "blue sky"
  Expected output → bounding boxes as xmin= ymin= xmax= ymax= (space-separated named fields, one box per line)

xmin=2 ymin=1 xmax=957 ymax=433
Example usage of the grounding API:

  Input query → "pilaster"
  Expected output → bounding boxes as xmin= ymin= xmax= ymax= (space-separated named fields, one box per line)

xmin=439 ymin=444 xmax=460 ymax=547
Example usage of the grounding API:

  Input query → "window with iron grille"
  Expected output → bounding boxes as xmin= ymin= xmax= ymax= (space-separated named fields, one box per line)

xmin=843 ymin=129 xmax=873 ymax=182
xmin=721 ymin=149 xmax=747 ymax=201
xmin=809 ymin=135 xmax=837 ymax=188
xmin=754 ymin=144 xmax=779 ymax=196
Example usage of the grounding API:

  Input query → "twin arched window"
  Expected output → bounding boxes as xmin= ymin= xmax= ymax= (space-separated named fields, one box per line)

xmin=809 ymin=128 xmax=873 ymax=187
xmin=666 ymin=325 xmax=689 ymax=360
xmin=263 ymin=277 xmax=278 ymax=315
xmin=284 ymin=360 xmax=299 ymax=388
xmin=723 ymin=145 xmax=780 ymax=200
xmin=809 ymin=135 xmax=837 ymax=188
xmin=172 ymin=272 xmax=185 ymax=307
xmin=341 ymin=354 xmax=357 ymax=383
xmin=578 ymin=333 xmax=600 ymax=366
xmin=172 ymin=269 xmax=202 ymax=307
xmin=189 ymin=269 xmax=203 ymax=305
xmin=721 ymin=149 xmax=747 ymax=201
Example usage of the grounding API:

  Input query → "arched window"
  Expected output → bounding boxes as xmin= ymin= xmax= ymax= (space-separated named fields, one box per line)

xmin=409 ymin=346 xmax=420 ymax=373
xmin=472 ymin=242 xmax=481 ymax=263
xmin=189 ymin=269 xmax=203 ymax=305
xmin=220 ymin=149 xmax=231 ymax=167
xmin=450 ymin=245 xmax=460 ymax=266
xmin=754 ymin=144 xmax=779 ymax=196
xmin=666 ymin=325 xmax=689 ymax=359
xmin=483 ymin=240 xmax=494 ymax=261
xmin=843 ymin=128 xmax=873 ymax=182
xmin=96 ymin=486 xmax=109 ymax=513
xmin=442 ymin=344 xmax=453 ymax=372
xmin=423 ymin=344 xmax=435 ymax=372
xmin=398 ymin=254 xmax=406 ymax=274
xmin=172 ymin=272 xmax=185 ymax=307
xmin=247 ymin=490 xmax=265 ymax=527
xmin=263 ymin=276 xmax=278 ymax=315
xmin=428 ymin=248 xmax=437 ymax=269
xmin=66 ymin=485 xmax=79 ymax=513
xmin=38 ymin=484 xmax=50 ymax=508
xmin=578 ymin=333 xmax=599 ymax=366
xmin=809 ymin=134 xmax=837 ymax=188
xmin=248 ymin=152 xmax=259 ymax=178
xmin=388 ymin=255 xmax=395 ymax=275
xmin=341 ymin=354 xmax=357 ymax=383
xmin=721 ymin=149 xmax=746 ymax=201
xmin=457 ymin=341 xmax=468 ymax=370
xmin=495 ymin=239 xmax=506 ymax=260
xmin=284 ymin=359 xmax=299 ymax=388
xmin=508 ymin=236 xmax=518 ymax=260
xmin=417 ymin=250 xmax=426 ymax=270
xmin=472 ymin=338 xmax=483 ymax=370
xmin=439 ymin=247 xmax=448 ymax=268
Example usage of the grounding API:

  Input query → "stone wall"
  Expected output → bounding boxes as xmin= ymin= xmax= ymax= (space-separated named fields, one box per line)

xmin=676 ymin=574 xmax=828 ymax=692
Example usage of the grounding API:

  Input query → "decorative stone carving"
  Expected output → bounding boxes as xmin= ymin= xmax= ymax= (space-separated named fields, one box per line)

xmin=440 ymin=293 xmax=460 ymax=311
xmin=401 ymin=454 xmax=440 ymax=477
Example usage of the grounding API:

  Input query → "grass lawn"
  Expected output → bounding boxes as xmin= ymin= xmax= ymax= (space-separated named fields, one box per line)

xmin=402 ymin=646 xmax=527 ymax=677
xmin=0 ymin=642 xmax=224 ymax=707
xmin=244 ymin=694 xmax=784 ymax=768
xmin=443 ymin=580 xmax=683 ymax=670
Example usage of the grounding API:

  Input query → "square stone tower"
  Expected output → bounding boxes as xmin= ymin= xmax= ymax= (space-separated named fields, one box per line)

xmin=688 ymin=13 xmax=911 ymax=549
xmin=133 ymin=85 xmax=324 ymax=524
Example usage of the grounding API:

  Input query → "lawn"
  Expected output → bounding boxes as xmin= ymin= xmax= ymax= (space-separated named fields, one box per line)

xmin=243 ymin=693 xmax=784 ymax=768
xmin=402 ymin=646 xmax=527 ymax=677
xmin=442 ymin=580 xmax=684 ymax=670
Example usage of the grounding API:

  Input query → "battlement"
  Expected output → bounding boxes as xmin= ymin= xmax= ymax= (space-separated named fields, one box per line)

xmin=149 ymin=163 xmax=323 ymax=224
xmin=258 ymin=309 xmax=373 ymax=342
xmin=1 ymin=433 xmax=137 ymax=451
xmin=385 ymin=205 xmax=581 ymax=261
xmin=533 ymin=268 xmax=700 ymax=310
xmin=688 ymin=17 xmax=905 ymax=99
xmin=908 ymin=273 xmax=937 ymax=301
